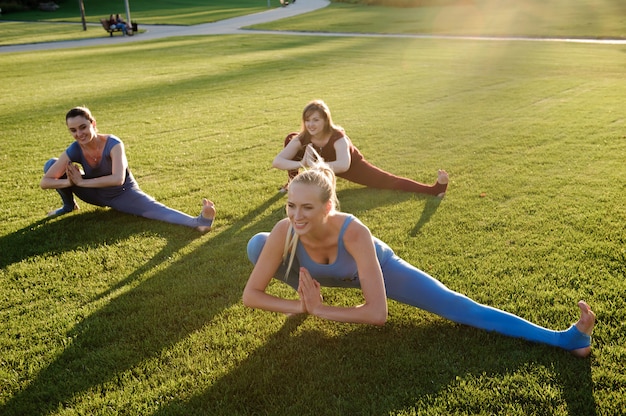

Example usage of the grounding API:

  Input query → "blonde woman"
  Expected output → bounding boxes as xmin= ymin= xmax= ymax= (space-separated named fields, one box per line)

xmin=244 ymin=160 xmax=595 ymax=357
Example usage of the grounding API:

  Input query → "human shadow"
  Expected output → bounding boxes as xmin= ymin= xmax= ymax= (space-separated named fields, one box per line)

xmin=1 ymin=188 xmax=595 ymax=415
xmin=0 ymin=194 xmax=285 ymax=416
xmin=0 ymin=183 xmax=440 ymax=415
xmin=0 ymin=210 xmax=161 ymax=270
xmin=409 ymin=196 xmax=443 ymax=236
xmin=336 ymin=187 xmax=443 ymax=236
xmin=154 ymin=315 xmax=596 ymax=415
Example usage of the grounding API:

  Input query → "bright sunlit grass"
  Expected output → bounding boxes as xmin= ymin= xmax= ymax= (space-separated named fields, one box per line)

xmin=0 ymin=1 xmax=624 ymax=415
xmin=253 ymin=0 xmax=626 ymax=38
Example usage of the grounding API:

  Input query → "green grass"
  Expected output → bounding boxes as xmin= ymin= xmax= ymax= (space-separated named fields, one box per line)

xmin=1 ymin=0 xmax=625 ymax=47
xmin=0 ymin=0 xmax=286 ymax=46
xmin=252 ymin=0 xmax=626 ymax=38
xmin=0 ymin=21 xmax=116 ymax=46
xmin=1 ymin=1 xmax=625 ymax=415
xmin=0 ymin=0 xmax=284 ymax=24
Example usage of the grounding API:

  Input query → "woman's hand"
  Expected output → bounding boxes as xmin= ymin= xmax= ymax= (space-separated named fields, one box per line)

xmin=66 ymin=163 xmax=84 ymax=186
xmin=303 ymin=144 xmax=320 ymax=167
xmin=297 ymin=267 xmax=323 ymax=314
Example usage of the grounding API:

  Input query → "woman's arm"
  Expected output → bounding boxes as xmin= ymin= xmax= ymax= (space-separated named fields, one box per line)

xmin=325 ymin=136 xmax=351 ymax=174
xmin=299 ymin=219 xmax=388 ymax=326
xmin=40 ymin=152 xmax=72 ymax=189
xmin=272 ymin=136 xmax=305 ymax=171
xmin=299 ymin=136 xmax=351 ymax=173
xmin=243 ymin=219 xmax=306 ymax=315
xmin=66 ymin=142 xmax=128 ymax=188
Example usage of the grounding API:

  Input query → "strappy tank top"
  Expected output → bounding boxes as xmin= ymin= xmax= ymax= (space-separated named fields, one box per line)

xmin=295 ymin=215 xmax=394 ymax=288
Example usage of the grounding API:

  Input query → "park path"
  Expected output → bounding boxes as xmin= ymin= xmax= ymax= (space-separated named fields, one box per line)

xmin=1 ymin=0 xmax=624 ymax=54
xmin=0 ymin=0 xmax=330 ymax=53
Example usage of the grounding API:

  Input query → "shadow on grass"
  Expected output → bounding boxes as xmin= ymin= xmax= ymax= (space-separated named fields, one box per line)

xmin=336 ymin=186 xmax=443 ymax=236
xmin=0 ymin=193 xmax=284 ymax=416
xmin=154 ymin=316 xmax=596 ymax=415
xmin=0 ymin=210 xmax=170 ymax=270
xmin=0 ymin=186 xmax=442 ymax=415
xmin=409 ymin=196 xmax=443 ymax=236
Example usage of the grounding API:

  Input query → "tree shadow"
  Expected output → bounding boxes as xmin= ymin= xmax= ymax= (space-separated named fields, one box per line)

xmin=153 ymin=315 xmax=596 ymax=415
xmin=0 ymin=193 xmax=285 ymax=416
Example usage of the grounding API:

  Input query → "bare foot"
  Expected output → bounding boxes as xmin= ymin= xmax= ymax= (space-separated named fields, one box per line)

xmin=434 ymin=169 xmax=449 ymax=198
xmin=197 ymin=198 xmax=216 ymax=233
xmin=571 ymin=300 xmax=595 ymax=358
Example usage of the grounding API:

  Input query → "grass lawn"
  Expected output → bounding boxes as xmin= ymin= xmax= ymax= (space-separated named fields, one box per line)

xmin=254 ymin=0 xmax=626 ymax=39
xmin=0 ymin=1 xmax=625 ymax=415
xmin=0 ymin=0 xmax=286 ymax=46
xmin=1 ymin=0 xmax=624 ymax=47
xmin=0 ymin=0 xmax=283 ymax=25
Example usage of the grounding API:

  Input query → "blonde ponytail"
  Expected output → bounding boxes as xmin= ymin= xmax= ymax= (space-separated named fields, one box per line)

xmin=282 ymin=222 xmax=299 ymax=281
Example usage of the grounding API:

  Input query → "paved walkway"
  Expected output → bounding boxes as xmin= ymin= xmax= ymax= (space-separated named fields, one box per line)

xmin=1 ymin=0 xmax=624 ymax=54
xmin=0 ymin=0 xmax=330 ymax=53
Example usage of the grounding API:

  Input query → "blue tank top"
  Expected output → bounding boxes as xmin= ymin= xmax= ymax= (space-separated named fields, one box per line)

xmin=295 ymin=215 xmax=395 ymax=288
xmin=66 ymin=135 xmax=139 ymax=199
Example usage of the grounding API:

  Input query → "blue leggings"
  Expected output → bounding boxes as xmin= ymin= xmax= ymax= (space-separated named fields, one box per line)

xmin=247 ymin=233 xmax=590 ymax=351
xmin=44 ymin=158 xmax=212 ymax=229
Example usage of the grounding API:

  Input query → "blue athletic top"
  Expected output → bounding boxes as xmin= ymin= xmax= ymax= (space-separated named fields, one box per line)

xmin=66 ymin=135 xmax=139 ymax=199
xmin=294 ymin=215 xmax=395 ymax=288
xmin=250 ymin=216 xmax=592 ymax=351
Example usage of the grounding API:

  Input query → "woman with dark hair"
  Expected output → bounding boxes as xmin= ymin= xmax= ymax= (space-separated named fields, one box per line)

xmin=41 ymin=106 xmax=215 ymax=232
xmin=272 ymin=99 xmax=449 ymax=197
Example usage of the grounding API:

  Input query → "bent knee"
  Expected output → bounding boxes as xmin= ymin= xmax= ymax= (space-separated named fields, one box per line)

xmin=44 ymin=158 xmax=58 ymax=173
xmin=247 ymin=233 xmax=269 ymax=264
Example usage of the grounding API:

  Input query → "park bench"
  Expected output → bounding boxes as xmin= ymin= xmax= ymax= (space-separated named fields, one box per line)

xmin=100 ymin=18 xmax=134 ymax=37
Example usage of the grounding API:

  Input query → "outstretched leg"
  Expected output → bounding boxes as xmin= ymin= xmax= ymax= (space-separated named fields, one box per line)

xmin=108 ymin=188 xmax=216 ymax=231
xmin=381 ymin=255 xmax=594 ymax=355
xmin=338 ymin=157 xmax=449 ymax=197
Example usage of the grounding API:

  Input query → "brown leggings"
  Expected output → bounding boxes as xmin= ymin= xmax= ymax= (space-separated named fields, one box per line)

xmin=283 ymin=133 xmax=446 ymax=196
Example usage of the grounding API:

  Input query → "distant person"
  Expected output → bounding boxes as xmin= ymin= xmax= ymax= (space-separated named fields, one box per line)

xmin=244 ymin=160 xmax=595 ymax=357
xmin=107 ymin=14 xmax=116 ymax=29
xmin=41 ymin=106 xmax=215 ymax=232
xmin=115 ymin=13 xmax=128 ymax=35
xmin=273 ymin=99 xmax=449 ymax=197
